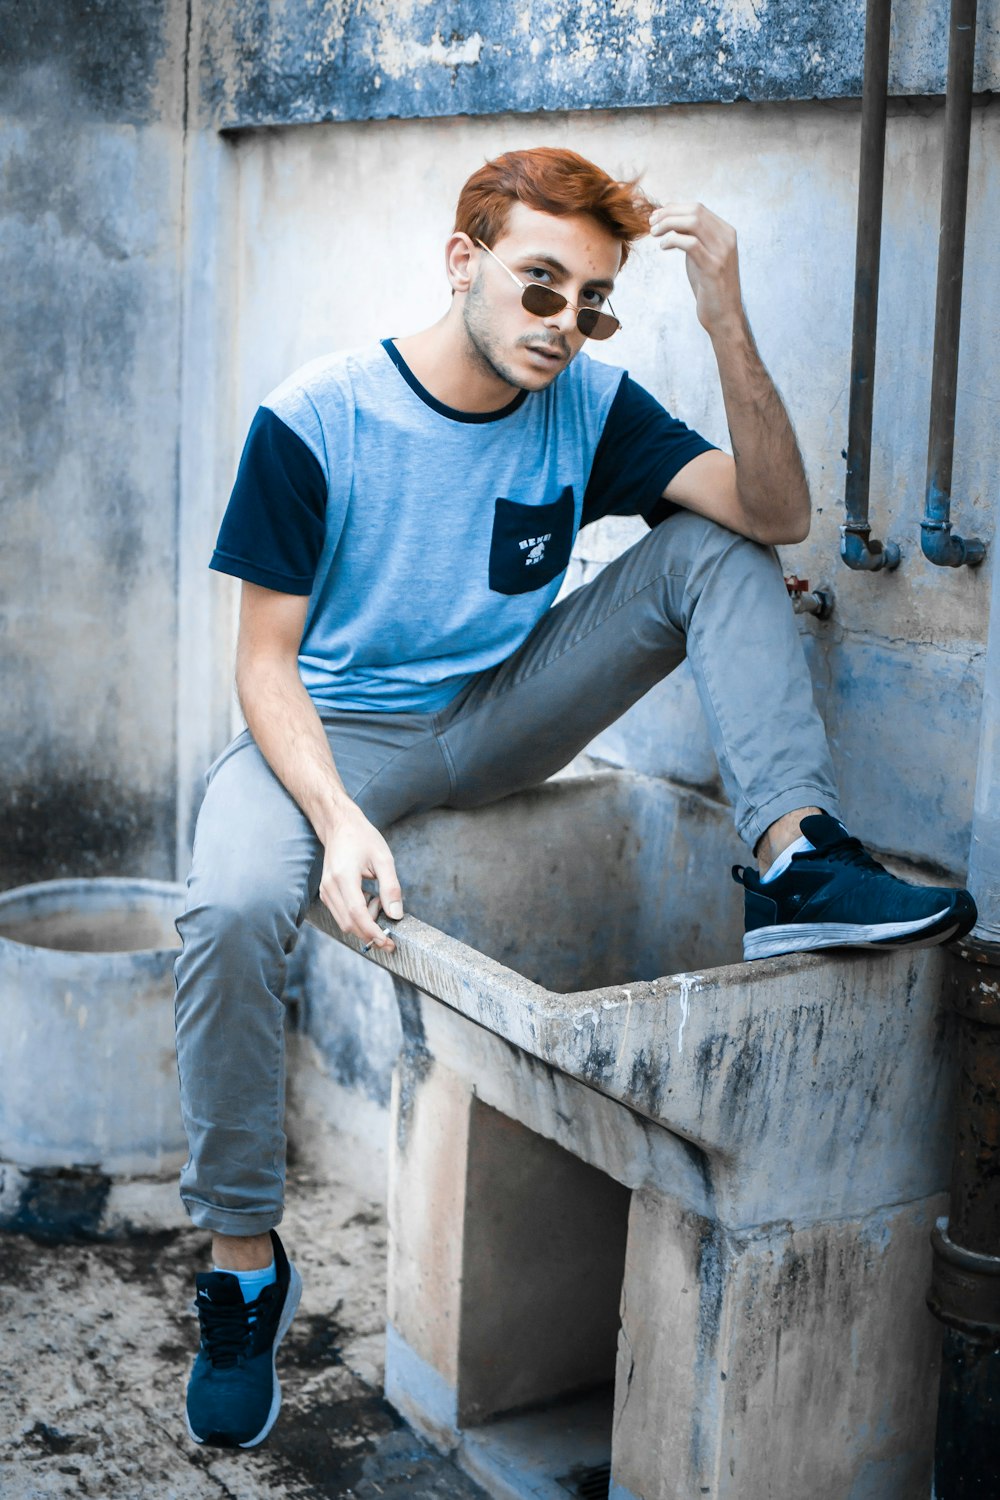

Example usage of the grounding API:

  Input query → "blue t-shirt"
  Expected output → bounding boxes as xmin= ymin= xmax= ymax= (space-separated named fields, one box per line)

xmin=211 ymin=338 xmax=715 ymax=713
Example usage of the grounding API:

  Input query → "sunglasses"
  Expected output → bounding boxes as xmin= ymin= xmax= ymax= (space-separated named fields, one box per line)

xmin=476 ymin=240 xmax=621 ymax=341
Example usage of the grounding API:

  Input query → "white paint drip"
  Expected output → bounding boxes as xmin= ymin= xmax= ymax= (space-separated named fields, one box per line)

xmin=615 ymin=987 xmax=634 ymax=1068
xmin=674 ymin=973 xmax=703 ymax=1057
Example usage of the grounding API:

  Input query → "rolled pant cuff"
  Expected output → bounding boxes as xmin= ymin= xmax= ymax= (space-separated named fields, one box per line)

xmin=740 ymin=784 xmax=843 ymax=854
xmin=181 ymin=1195 xmax=284 ymax=1238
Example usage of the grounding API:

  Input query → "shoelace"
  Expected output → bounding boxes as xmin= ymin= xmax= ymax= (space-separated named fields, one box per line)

xmin=195 ymin=1296 xmax=256 ymax=1369
xmin=802 ymin=832 xmax=888 ymax=876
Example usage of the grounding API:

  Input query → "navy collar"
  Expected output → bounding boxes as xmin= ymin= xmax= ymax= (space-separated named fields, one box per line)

xmin=381 ymin=338 xmax=529 ymax=424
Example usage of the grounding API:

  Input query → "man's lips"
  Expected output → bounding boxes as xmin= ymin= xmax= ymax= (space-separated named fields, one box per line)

xmin=524 ymin=343 xmax=567 ymax=363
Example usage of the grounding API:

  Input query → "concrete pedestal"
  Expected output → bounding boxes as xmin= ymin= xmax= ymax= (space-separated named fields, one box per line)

xmin=375 ymin=950 xmax=950 ymax=1500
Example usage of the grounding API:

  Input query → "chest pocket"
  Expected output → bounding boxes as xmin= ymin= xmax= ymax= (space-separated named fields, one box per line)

xmin=488 ymin=486 xmax=576 ymax=596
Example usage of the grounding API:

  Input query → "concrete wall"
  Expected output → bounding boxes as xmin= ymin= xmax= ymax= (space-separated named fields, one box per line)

xmin=0 ymin=0 xmax=189 ymax=886
xmin=1 ymin=0 xmax=237 ymax=889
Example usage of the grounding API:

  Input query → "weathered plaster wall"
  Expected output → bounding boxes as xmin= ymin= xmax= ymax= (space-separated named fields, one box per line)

xmin=200 ymin=0 xmax=1000 ymax=128
xmin=1 ymin=0 xmax=237 ymax=888
xmin=229 ymin=96 xmax=998 ymax=879
xmin=0 ymin=0 xmax=188 ymax=886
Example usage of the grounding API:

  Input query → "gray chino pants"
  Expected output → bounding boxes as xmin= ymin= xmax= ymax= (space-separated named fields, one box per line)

xmin=174 ymin=511 xmax=840 ymax=1234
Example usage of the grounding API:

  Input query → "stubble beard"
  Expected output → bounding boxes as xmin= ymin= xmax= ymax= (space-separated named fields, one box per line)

xmin=461 ymin=272 xmax=563 ymax=393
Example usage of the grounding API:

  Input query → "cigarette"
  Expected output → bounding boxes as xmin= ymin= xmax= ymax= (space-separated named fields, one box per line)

xmin=361 ymin=923 xmax=393 ymax=955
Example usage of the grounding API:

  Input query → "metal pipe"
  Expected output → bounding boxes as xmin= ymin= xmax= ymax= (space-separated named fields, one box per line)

xmin=967 ymin=536 xmax=1000 ymax=942
xmin=929 ymin=938 xmax=1000 ymax=1497
xmin=921 ymin=0 xmax=986 ymax=569
xmin=841 ymin=0 xmax=900 ymax=573
xmin=928 ymin=510 xmax=1000 ymax=1494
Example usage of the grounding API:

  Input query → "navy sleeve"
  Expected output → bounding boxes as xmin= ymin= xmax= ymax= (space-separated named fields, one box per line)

xmin=210 ymin=406 xmax=327 ymax=594
xmin=581 ymin=375 xmax=718 ymax=530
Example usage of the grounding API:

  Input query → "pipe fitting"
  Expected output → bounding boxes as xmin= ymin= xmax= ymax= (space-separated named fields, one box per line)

xmin=840 ymin=523 xmax=900 ymax=572
xmin=920 ymin=517 xmax=987 ymax=570
xmin=784 ymin=575 xmax=834 ymax=619
xmin=929 ymin=1219 xmax=1000 ymax=1342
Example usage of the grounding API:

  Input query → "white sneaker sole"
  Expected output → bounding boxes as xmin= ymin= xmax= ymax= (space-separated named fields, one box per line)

xmin=743 ymin=907 xmax=958 ymax=962
xmin=185 ymin=1260 xmax=303 ymax=1450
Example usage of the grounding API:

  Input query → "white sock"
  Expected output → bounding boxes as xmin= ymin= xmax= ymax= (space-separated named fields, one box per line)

xmin=761 ymin=834 xmax=814 ymax=883
xmin=214 ymin=1259 xmax=276 ymax=1303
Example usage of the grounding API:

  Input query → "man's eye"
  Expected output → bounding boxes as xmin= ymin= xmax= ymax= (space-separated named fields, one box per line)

xmin=582 ymin=289 xmax=607 ymax=306
xmin=526 ymin=267 xmax=551 ymax=282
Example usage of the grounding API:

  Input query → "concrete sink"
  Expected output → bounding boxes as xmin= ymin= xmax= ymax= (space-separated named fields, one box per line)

xmin=308 ymin=770 xmax=952 ymax=1500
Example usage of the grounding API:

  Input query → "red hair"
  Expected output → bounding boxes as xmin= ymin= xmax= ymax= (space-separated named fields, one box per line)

xmin=454 ymin=147 xmax=655 ymax=267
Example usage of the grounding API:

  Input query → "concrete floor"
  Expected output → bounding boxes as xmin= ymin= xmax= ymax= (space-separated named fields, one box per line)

xmin=0 ymin=1155 xmax=487 ymax=1500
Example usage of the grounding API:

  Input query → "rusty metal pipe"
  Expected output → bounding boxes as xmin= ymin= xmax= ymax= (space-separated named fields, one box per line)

xmin=921 ymin=0 xmax=986 ymax=569
xmin=967 ymin=536 xmax=1000 ymax=942
xmin=841 ymin=0 xmax=900 ymax=573
xmin=928 ymin=512 xmax=1000 ymax=1490
xmin=929 ymin=939 xmax=1000 ymax=1496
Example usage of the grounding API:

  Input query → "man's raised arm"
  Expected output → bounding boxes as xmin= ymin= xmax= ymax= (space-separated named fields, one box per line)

xmin=650 ymin=201 xmax=811 ymax=547
xmin=235 ymin=581 xmax=403 ymax=951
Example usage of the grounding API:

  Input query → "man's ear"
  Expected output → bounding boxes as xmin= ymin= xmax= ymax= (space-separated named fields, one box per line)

xmin=445 ymin=232 xmax=477 ymax=294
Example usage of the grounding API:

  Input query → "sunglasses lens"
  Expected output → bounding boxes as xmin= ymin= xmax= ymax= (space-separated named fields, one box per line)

xmin=519 ymin=280 xmax=620 ymax=339
xmin=576 ymin=308 xmax=620 ymax=341
xmin=521 ymin=284 xmax=568 ymax=317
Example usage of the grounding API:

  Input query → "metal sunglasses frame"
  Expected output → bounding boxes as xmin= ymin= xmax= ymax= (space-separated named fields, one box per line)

xmin=475 ymin=239 xmax=622 ymax=340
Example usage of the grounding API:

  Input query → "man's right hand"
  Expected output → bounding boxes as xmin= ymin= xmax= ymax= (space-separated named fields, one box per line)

xmin=234 ymin=582 xmax=405 ymax=954
xmin=319 ymin=799 xmax=404 ymax=952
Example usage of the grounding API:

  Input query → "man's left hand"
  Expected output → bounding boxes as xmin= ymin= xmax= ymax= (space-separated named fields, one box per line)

xmin=649 ymin=202 xmax=744 ymax=337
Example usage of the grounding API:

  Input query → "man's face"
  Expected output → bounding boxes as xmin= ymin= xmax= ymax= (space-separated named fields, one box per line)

xmin=460 ymin=202 xmax=623 ymax=392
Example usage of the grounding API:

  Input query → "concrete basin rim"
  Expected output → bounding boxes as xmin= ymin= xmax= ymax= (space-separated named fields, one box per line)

xmin=0 ymin=876 xmax=187 ymax=961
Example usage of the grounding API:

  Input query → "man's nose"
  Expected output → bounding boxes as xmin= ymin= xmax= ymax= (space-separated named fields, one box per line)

xmin=544 ymin=302 xmax=578 ymax=336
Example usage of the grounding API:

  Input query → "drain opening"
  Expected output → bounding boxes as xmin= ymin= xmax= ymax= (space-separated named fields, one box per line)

xmin=557 ymin=1460 xmax=612 ymax=1499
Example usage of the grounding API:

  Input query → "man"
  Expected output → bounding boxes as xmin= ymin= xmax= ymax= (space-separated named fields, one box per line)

xmin=175 ymin=147 xmax=976 ymax=1448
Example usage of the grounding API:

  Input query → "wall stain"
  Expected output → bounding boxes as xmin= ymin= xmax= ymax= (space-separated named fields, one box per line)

xmin=1 ymin=774 xmax=176 ymax=890
xmin=627 ymin=1044 xmax=666 ymax=1118
xmin=392 ymin=978 xmax=434 ymax=1153
xmin=0 ymin=0 xmax=172 ymax=124
xmin=6 ymin=1166 xmax=111 ymax=1243
xmin=691 ymin=1214 xmax=726 ymax=1480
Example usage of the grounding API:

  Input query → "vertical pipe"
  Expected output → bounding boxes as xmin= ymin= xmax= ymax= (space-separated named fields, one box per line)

xmin=841 ymin=0 xmax=900 ymax=572
xmin=920 ymin=0 xmax=986 ymax=568
xmin=928 ymin=439 xmax=1000 ymax=1499
xmin=967 ymin=536 xmax=1000 ymax=941
xmin=931 ymin=944 xmax=1000 ymax=1498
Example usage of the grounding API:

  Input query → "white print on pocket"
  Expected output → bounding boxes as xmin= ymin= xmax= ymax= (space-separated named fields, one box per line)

xmin=519 ymin=533 xmax=552 ymax=566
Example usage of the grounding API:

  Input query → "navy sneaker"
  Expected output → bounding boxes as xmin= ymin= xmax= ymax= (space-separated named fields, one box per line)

xmin=733 ymin=814 xmax=977 ymax=961
xmin=186 ymin=1229 xmax=302 ymax=1448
